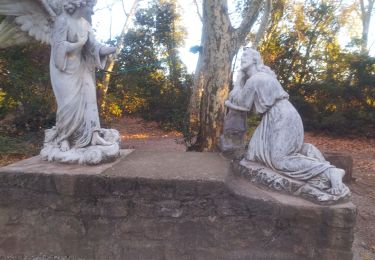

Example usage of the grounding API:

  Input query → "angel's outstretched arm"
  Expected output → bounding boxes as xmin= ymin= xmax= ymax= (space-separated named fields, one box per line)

xmin=87 ymin=30 xmax=115 ymax=57
xmin=85 ymin=28 xmax=115 ymax=69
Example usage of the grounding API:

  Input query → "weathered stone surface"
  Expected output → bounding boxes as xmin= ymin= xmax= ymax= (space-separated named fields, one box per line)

xmin=232 ymin=159 xmax=351 ymax=205
xmin=219 ymin=109 xmax=247 ymax=160
xmin=324 ymin=152 xmax=354 ymax=183
xmin=0 ymin=151 xmax=356 ymax=259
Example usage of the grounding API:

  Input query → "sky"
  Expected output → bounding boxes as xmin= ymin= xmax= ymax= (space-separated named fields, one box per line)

xmin=92 ymin=0 xmax=375 ymax=74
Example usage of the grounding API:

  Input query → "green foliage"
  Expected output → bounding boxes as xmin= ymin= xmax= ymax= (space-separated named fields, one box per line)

xmin=107 ymin=0 xmax=191 ymax=131
xmin=0 ymin=44 xmax=55 ymax=133
xmin=259 ymin=0 xmax=375 ymax=137
xmin=299 ymin=54 xmax=375 ymax=136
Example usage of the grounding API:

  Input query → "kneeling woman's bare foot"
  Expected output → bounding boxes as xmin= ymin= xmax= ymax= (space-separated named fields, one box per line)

xmin=91 ymin=131 xmax=112 ymax=146
xmin=59 ymin=140 xmax=70 ymax=152
xmin=326 ymin=168 xmax=345 ymax=195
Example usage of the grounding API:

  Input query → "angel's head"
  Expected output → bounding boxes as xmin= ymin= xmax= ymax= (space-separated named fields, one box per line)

xmin=63 ymin=0 xmax=96 ymax=15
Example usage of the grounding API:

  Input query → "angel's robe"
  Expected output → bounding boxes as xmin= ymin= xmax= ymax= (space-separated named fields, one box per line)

xmin=48 ymin=13 xmax=106 ymax=148
xmin=225 ymin=71 xmax=334 ymax=181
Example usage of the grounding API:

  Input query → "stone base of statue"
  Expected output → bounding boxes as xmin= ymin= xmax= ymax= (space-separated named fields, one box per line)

xmin=219 ymin=109 xmax=247 ymax=160
xmin=40 ymin=128 xmax=121 ymax=165
xmin=0 ymin=151 xmax=356 ymax=260
xmin=233 ymin=159 xmax=350 ymax=205
xmin=219 ymin=134 xmax=246 ymax=160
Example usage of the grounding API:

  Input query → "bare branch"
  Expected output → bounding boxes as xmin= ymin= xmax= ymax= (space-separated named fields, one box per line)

xmin=359 ymin=0 xmax=375 ymax=52
xmin=359 ymin=0 xmax=366 ymax=19
xmin=234 ymin=0 xmax=263 ymax=47
xmin=37 ymin=0 xmax=56 ymax=18
xmin=116 ymin=0 xmax=138 ymax=53
xmin=99 ymin=0 xmax=140 ymax=111
xmin=109 ymin=6 xmax=113 ymax=40
xmin=253 ymin=0 xmax=272 ymax=48
xmin=193 ymin=0 xmax=203 ymax=22
xmin=122 ymin=0 xmax=129 ymax=17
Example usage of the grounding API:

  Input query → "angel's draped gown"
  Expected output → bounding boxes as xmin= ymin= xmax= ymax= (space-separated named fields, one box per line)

xmin=227 ymin=71 xmax=335 ymax=181
xmin=48 ymin=13 xmax=105 ymax=148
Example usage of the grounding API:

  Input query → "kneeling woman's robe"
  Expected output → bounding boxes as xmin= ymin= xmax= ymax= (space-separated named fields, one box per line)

xmin=226 ymin=72 xmax=333 ymax=181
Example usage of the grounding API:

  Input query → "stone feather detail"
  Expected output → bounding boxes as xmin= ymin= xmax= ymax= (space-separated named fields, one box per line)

xmin=15 ymin=14 xmax=52 ymax=44
xmin=0 ymin=0 xmax=62 ymax=48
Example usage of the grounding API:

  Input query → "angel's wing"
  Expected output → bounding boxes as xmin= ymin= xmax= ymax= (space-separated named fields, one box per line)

xmin=0 ymin=0 xmax=62 ymax=48
xmin=0 ymin=17 xmax=33 ymax=48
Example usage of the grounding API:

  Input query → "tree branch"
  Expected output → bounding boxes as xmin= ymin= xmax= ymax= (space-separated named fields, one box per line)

xmin=234 ymin=0 xmax=263 ymax=47
xmin=253 ymin=0 xmax=272 ymax=48
xmin=113 ymin=0 xmax=139 ymax=59
xmin=99 ymin=0 xmax=139 ymax=113
xmin=193 ymin=0 xmax=203 ymax=22
xmin=359 ymin=0 xmax=366 ymax=20
xmin=122 ymin=0 xmax=129 ymax=16
xmin=37 ymin=0 xmax=56 ymax=18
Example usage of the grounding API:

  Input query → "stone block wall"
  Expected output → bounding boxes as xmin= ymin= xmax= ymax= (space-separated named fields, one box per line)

xmin=0 ymin=151 xmax=356 ymax=260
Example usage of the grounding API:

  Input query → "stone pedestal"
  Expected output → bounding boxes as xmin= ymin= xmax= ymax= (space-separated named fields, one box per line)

xmin=220 ymin=109 xmax=247 ymax=160
xmin=0 ymin=151 xmax=356 ymax=260
xmin=232 ymin=159 xmax=351 ymax=204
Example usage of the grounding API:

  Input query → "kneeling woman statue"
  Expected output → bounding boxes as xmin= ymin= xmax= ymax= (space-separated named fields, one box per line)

xmin=224 ymin=48 xmax=349 ymax=203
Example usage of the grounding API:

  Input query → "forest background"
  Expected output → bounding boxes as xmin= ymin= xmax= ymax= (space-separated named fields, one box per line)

xmin=0 ymin=0 xmax=374 ymax=155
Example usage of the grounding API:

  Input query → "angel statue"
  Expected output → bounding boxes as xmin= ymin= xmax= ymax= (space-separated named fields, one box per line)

xmin=0 ymin=0 xmax=121 ymax=165
xmin=222 ymin=48 xmax=350 ymax=204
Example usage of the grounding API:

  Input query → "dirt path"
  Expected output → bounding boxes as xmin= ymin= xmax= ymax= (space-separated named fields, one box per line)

xmin=111 ymin=116 xmax=185 ymax=152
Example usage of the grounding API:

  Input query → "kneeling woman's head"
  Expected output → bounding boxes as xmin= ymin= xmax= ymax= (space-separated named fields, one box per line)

xmin=236 ymin=48 xmax=276 ymax=88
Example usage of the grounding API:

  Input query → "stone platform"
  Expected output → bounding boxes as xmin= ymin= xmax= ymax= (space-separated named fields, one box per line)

xmin=232 ymin=160 xmax=350 ymax=204
xmin=0 ymin=150 xmax=356 ymax=259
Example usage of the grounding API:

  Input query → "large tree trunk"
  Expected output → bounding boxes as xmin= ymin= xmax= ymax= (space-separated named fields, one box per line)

xmin=193 ymin=0 xmax=235 ymax=151
xmin=189 ymin=0 xmax=264 ymax=151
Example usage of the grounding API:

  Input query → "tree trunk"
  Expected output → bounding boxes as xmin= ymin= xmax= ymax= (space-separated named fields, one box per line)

xmin=253 ymin=0 xmax=272 ymax=48
xmin=359 ymin=0 xmax=375 ymax=53
xmin=189 ymin=0 xmax=264 ymax=151
xmin=189 ymin=0 xmax=235 ymax=151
